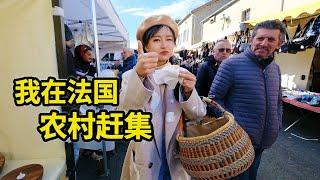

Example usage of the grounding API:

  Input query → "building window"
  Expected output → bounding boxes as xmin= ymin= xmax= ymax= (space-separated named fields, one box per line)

xmin=242 ymin=8 xmax=250 ymax=22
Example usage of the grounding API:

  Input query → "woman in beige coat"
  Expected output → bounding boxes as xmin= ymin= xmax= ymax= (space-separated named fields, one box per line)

xmin=119 ymin=15 xmax=206 ymax=180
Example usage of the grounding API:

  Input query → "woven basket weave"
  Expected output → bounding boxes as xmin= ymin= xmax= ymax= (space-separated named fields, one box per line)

xmin=176 ymin=98 xmax=255 ymax=179
xmin=0 ymin=152 xmax=4 ymax=173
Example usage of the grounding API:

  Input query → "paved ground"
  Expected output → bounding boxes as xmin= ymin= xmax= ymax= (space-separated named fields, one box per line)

xmin=75 ymin=103 xmax=320 ymax=180
xmin=257 ymin=104 xmax=320 ymax=180
xmin=76 ymin=141 xmax=128 ymax=180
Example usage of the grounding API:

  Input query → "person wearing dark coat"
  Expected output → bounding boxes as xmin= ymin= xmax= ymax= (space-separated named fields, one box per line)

xmin=64 ymin=24 xmax=76 ymax=77
xmin=118 ymin=48 xmax=137 ymax=85
xmin=196 ymin=39 xmax=231 ymax=116
xmin=63 ymin=24 xmax=77 ymax=180
xmin=122 ymin=48 xmax=137 ymax=73
xmin=74 ymin=44 xmax=96 ymax=78
xmin=209 ymin=20 xmax=286 ymax=180
xmin=196 ymin=39 xmax=231 ymax=97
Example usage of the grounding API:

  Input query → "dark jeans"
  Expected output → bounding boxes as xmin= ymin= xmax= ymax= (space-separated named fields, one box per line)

xmin=231 ymin=148 xmax=264 ymax=180
xmin=65 ymin=142 xmax=76 ymax=180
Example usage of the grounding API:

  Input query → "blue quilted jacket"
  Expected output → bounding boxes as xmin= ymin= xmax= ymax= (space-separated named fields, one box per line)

xmin=209 ymin=48 xmax=282 ymax=149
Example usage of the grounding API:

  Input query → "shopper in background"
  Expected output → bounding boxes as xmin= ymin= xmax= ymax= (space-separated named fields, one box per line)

xmin=74 ymin=44 xmax=96 ymax=78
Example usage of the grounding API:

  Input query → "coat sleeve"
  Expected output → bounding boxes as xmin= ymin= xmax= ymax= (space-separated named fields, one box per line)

xmin=195 ymin=62 xmax=207 ymax=97
xmin=179 ymin=87 xmax=206 ymax=120
xmin=118 ymin=69 xmax=153 ymax=111
xmin=208 ymin=60 xmax=234 ymax=107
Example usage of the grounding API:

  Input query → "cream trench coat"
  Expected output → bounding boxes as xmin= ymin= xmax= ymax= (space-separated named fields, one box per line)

xmin=119 ymin=64 xmax=206 ymax=180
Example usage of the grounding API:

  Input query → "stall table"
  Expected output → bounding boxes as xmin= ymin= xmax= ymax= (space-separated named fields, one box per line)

xmin=282 ymin=97 xmax=320 ymax=141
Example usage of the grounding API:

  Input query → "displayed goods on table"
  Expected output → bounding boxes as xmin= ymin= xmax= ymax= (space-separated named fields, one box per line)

xmin=176 ymin=97 xmax=255 ymax=179
xmin=282 ymin=89 xmax=320 ymax=106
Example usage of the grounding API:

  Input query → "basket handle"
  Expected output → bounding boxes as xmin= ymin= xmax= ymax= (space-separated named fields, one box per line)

xmin=178 ymin=97 xmax=228 ymax=137
xmin=202 ymin=96 xmax=226 ymax=114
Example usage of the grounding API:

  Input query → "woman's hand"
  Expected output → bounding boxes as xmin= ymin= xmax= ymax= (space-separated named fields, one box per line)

xmin=135 ymin=41 xmax=158 ymax=78
xmin=179 ymin=68 xmax=196 ymax=98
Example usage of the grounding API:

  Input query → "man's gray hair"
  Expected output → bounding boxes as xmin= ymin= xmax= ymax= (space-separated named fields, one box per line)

xmin=215 ymin=39 xmax=230 ymax=44
xmin=123 ymin=48 xmax=134 ymax=53
xmin=214 ymin=39 xmax=231 ymax=49
xmin=251 ymin=20 xmax=287 ymax=42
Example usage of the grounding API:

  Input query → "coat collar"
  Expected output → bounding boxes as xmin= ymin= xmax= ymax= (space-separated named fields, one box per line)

xmin=244 ymin=47 xmax=274 ymax=69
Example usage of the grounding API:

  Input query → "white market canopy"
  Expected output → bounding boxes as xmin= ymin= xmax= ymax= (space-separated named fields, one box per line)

xmin=62 ymin=0 xmax=129 ymax=43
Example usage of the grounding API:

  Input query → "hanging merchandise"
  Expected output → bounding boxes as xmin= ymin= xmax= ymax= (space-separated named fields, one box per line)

xmin=279 ymin=24 xmax=301 ymax=54
xmin=85 ymin=22 xmax=94 ymax=44
xmin=73 ymin=22 xmax=94 ymax=46
xmin=281 ymin=15 xmax=320 ymax=53
xmin=314 ymin=34 xmax=320 ymax=48
xmin=292 ymin=15 xmax=320 ymax=49
xmin=72 ymin=25 xmax=82 ymax=46
xmin=234 ymin=27 xmax=250 ymax=54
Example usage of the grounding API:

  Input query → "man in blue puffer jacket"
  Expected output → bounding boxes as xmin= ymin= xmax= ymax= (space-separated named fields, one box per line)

xmin=209 ymin=20 xmax=286 ymax=180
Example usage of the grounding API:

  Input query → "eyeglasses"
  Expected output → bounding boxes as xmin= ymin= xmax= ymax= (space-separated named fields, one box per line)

xmin=218 ymin=48 xmax=232 ymax=53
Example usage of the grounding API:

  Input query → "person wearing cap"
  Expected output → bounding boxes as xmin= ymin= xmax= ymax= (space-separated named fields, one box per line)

xmin=119 ymin=14 xmax=206 ymax=180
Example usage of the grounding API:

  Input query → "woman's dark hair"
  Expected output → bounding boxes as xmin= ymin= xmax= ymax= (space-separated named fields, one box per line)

xmin=74 ymin=44 xmax=92 ymax=61
xmin=142 ymin=25 xmax=176 ymax=52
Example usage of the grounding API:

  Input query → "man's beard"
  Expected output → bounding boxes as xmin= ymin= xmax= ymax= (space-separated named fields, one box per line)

xmin=254 ymin=45 xmax=271 ymax=59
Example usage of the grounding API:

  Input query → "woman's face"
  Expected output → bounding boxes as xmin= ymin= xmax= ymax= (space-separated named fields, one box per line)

xmin=145 ymin=26 xmax=175 ymax=66
xmin=82 ymin=50 xmax=94 ymax=63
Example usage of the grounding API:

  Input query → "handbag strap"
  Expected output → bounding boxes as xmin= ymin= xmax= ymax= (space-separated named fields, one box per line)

xmin=178 ymin=111 xmax=187 ymax=137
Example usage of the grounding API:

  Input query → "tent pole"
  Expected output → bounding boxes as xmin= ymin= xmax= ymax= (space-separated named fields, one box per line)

xmin=281 ymin=0 xmax=285 ymax=11
xmin=91 ymin=0 xmax=109 ymax=177
xmin=91 ymin=0 xmax=101 ymax=77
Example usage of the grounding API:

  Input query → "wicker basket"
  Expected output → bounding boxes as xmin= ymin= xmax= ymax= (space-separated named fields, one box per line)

xmin=0 ymin=152 xmax=4 ymax=173
xmin=176 ymin=98 xmax=255 ymax=179
xmin=1 ymin=164 xmax=43 ymax=180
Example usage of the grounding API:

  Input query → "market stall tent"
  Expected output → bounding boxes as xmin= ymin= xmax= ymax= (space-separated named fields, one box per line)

xmin=60 ymin=0 xmax=128 ymax=176
xmin=62 ymin=0 xmax=128 ymax=43
xmin=244 ymin=1 xmax=320 ymax=27
xmin=62 ymin=0 xmax=129 ymax=64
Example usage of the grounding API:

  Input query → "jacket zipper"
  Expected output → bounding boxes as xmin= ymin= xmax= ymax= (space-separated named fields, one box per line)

xmin=261 ymin=68 xmax=268 ymax=148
